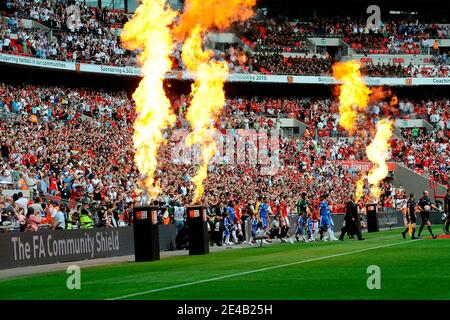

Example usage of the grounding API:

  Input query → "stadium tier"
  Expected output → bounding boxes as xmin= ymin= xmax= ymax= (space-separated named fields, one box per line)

xmin=1 ymin=82 xmax=449 ymax=228
xmin=1 ymin=1 xmax=449 ymax=78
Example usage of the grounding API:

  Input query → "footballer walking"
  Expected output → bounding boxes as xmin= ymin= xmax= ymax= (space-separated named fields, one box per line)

xmin=443 ymin=189 xmax=450 ymax=235
xmin=401 ymin=193 xmax=418 ymax=240
xmin=417 ymin=191 xmax=440 ymax=239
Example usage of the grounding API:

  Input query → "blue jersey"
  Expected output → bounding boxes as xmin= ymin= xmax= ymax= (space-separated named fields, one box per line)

xmin=224 ymin=217 xmax=230 ymax=228
xmin=259 ymin=203 xmax=269 ymax=220
xmin=223 ymin=217 xmax=231 ymax=236
xmin=319 ymin=200 xmax=330 ymax=217
xmin=328 ymin=211 xmax=334 ymax=228
xmin=307 ymin=218 xmax=313 ymax=231
xmin=226 ymin=207 xmax=235 ymax=224
xmin=295 ymin=215 xmax=305 ymax=235
xmin=251 ymin=216 xmax=258 ymax=230
xmin=297 ymin=215 xmax=305 ymax=226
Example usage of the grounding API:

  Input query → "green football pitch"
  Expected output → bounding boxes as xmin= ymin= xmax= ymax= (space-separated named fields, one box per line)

xmin=1 ymin=226 xmax=450 ymax=300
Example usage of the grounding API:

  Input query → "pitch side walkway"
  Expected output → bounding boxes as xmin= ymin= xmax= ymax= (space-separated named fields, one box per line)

xmin=1 ymin=228 xmax=401 ymax=281
xmin=0 ymin=243 xmax=251 ymax=280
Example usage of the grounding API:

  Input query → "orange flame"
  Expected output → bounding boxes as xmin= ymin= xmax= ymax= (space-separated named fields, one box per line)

xmin=333 ymin=60 xmax=394 ymax=203
xmin=174 ymin=0 xmax=256 ymax=41
xmin=178 ymin=0 xmax=255 ymax=203
xmin=355 ymin=176 xmax=365 ymax=203
xmin=366 ymin=119 xmax=394 ymax=200
xmin=332 ymin=60 xmax=371 ymax=134
xmin=121 ymin=0 xmax=177 ymax=200
xmin=183 ymin=27 xmax=228 ymax=202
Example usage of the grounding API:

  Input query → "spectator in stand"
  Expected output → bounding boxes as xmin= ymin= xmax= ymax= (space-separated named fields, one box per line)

xmin=25 ymin=206 xmax=40 ymax=231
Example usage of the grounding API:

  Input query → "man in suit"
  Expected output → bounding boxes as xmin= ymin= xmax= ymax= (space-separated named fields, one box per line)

xmin=339 ymin=195 xmax=365 ymax=241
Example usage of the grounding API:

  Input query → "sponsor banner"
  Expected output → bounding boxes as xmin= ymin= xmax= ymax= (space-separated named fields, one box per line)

xmin=0 ymin=53 xmax=75 ymax=71
xmin=426 ymin=78 xmax=450 ymax=85
xmin=1 ymin=53 xmax=450 ymax=85
xmin=0 ymin=225 xmax=176 ymax=269
xmin=337 ymin=161 xmax=395 ymax=172
xmin=79 ymin=63 xmax=141 ymax=76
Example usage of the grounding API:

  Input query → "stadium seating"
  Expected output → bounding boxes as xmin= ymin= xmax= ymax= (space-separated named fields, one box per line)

xmin=1 ymin=81 xmax=448 ymax=231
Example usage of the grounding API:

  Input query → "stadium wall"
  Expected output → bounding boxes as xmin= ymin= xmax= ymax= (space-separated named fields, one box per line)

xmin=0 ymin=225 xmax=176 ymax=270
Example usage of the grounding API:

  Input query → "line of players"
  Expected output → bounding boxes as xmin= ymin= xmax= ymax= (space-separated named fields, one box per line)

xmin=248 ymin=193 xmax=338 ymax=245
xmin=216 ymin=193 xmax=337 ymax=246
xmin=219 ymin=188 xmax=450 ymax=246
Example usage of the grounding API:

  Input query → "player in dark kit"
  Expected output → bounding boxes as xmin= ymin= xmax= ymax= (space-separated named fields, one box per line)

xmin=296 ymin=192 xmax=310 ymax=217
xmin=401 ymin=193 xmax=418 ymax=239
xmin=443 ymin=189 xmax=450 ymax=234
xmin=417 ymin=191 xmax=440 ymax=239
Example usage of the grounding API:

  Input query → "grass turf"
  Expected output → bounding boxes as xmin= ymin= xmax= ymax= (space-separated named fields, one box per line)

xmin=1 ymin=226 xmax=450 ymax=300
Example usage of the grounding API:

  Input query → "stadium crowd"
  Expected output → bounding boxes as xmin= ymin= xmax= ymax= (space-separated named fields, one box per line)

xmin=3 ymin=0 xmax=131 ymax=30
xmin=0 ymin=82 xmax=449 ymax=235
xmin=1 ymin=4 xmax=449 ymax=76
xmin=239 ymin=15 xmax=450 ymax=54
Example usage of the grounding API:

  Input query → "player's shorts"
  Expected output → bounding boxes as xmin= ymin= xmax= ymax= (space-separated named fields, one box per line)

xmin=251 ymin=219 xmax=258 ymax=233
xmin=320 ymin=216 xmax=329 ymax=227
xmin=261 ymin=219 xmax=268 ymax=229
xmin=280 ymin=216 xmax=290 ymax=227
xmin=312 ymin=221 xmax=318 ymax=231
xmin=408 ymin=213 xmax=417 ymax=224
xmin=420 ymin=212 xmax=430 ymax=222
xmin=295 ymin=227 xmax=304 ymax=235
xmin=329 ymin=218 xmax=334 ymax=228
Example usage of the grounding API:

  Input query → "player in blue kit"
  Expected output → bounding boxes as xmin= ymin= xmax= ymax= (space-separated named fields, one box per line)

xmin=306 ymin=213 xmax=314 ymax=242
xmin=327 ymin=208 xmax=338 ymax=241
xmin=318 ymin=194 xmax=331 ymax=241
xmin=258 ymin=197 xmax=273 ymax=244
xmin=250 ymin=212 xmax=259 ymax=245
xmin=225 ymin=201 xmax=239 ymax=245
xmin=294 ymin=212 xmax=306 ymax=242
xmin=223 ymin=211 xmax=231 ymax=246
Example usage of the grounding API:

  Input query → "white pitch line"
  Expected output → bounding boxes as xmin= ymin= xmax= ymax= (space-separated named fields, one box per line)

xmin=108 ymin=240 xmax=415 ymax=300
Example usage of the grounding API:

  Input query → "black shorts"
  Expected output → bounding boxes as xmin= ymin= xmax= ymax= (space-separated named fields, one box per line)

xmin=407 ymin=213 xmax=416 ymax=224
xmin=420 ymin=212 xmax=430 ymax=222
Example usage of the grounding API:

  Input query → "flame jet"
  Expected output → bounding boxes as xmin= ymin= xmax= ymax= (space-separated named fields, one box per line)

xmin=332 ymin=60 xmax=371 ymax=135
xmin=175 ymin=0 xmax=256 ymax=203
xmin=355 ymin=176 xmax=365 ymax=203
xmin=366 ymin=119 xmax=393 ymax=199
xmin=333 ymin=60 xmax=394 ymax=202
xmin=121 ymin=0 xmax=177 ymax=200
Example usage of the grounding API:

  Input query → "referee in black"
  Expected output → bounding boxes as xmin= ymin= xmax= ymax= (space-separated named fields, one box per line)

xmin=402 ymin=193 xmax=418 ymax=239
xmin=417 ymin=191 xmax=440 ymax=239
